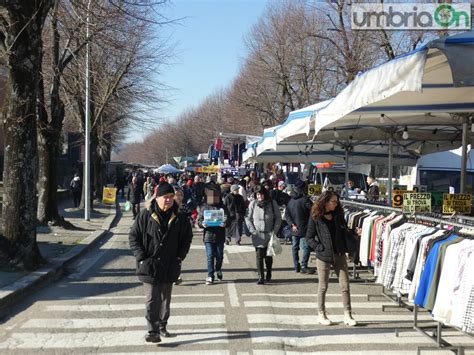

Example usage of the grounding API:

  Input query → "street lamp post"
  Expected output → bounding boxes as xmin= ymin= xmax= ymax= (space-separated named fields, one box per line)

xmin=84 ymin=0 xmax=91 ymax=221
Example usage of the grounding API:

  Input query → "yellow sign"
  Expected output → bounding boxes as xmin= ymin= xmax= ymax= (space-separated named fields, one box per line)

xmin=201 ymin=165 xmax=220 ymax=174
xmin=442 ymin=193 xmax=472 ymax=214
xmin=102 ymin=187 xmax=117 ymax=205
xmin=392 ymin=190 xmax=414 ymax=208
xmin=308 ymin=184 xmax=322 ymax=196
xmin=403 ymin=192 xmax=431 ymax=213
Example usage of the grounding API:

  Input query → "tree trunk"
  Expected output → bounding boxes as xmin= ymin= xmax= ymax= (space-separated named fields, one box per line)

xmin=37 ymin=0 xmax=65 ymax=225
xmin=37 ymin=131 xmax=61 ymax=225
xmin=0 ymin=2 xmax=53 ymax=269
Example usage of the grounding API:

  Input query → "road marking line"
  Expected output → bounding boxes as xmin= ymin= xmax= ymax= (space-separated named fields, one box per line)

xmin=46 ymin=302 xmax=225 ymax=312
xmin=244 ymin=301 xmax=392 ymax=308
xmin=0 ymin=329 xmax=229 ymax=349
xmin=21 ymin=315 xmax=226 ymax=329
xmin=227 ymin=282 xmax=240 ymax=307
xmin=253 ymin=351 xmax=422 ymax=355
xmin=105 ymin=352 xmax=230 ymax=355
xmin=241 ymin=293 xmax=370 ymax=298
xmin=59 ymin=293 xmax=225 ymax=300
xmin=248 ymin=328 xmax=474 ymax=346
xmin=247 ymin=314 xmax=432 ymax=325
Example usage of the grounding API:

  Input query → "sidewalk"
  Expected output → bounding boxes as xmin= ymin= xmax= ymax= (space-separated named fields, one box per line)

xmin=0 ymin=197 xmax=119 ymax=313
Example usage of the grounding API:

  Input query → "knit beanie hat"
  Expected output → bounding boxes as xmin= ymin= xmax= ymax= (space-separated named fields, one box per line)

xmin=230 ymin=184 xmax=240 ymax=193
xmin=155 ymin=182 xmax=175 ymax=197
xmin=254 ymin=185 xmax=269 ymax=200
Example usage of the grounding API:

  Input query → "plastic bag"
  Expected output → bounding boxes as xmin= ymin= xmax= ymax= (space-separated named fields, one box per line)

xmin=267 ymin=233 xmax=283 ymax=256
xmin=124 ymin=201 xmax=132 ymax=212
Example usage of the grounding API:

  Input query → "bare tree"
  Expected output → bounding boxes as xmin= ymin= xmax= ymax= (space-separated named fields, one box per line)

xmin=38 ymin=0 xmax=171 ymax=212
xmin=0 ymin=1 xmax=54 ymax=269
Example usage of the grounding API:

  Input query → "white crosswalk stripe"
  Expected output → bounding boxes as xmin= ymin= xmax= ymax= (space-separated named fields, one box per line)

xmin=3 ymin=287 xmax=474 ymax=353
xmin=21 ymin=315 xmax=226 ymax=329
xmin=0 ymin=329 xmax=229 ymax=349
xmin=247 ymin=313 xmax=433 ymax=325
xmin=244 ymin=300 xmax=393 ymax=309
xmin=45 ymin=301 xmax=225 ymax=312
xmin=248 ymin=327 xmax=474 ymax=347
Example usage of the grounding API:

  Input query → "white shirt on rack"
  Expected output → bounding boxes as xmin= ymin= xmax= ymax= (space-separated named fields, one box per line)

xmin=432 ymin=239 xmax=473 ymax=324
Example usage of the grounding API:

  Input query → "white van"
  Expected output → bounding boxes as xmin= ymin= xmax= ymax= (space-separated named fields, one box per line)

xmin=407 ymin=148 xmax=474 ymax=193
xmin=315 ymin=167 xmax=368 ymax=193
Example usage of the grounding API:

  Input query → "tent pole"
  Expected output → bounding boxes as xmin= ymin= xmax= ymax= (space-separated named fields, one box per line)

xmin=388 ymin=132 xmax=393 ymax=206
xmin=345 ymin=146 xmax=350 ymax=189
xmin=460 ymin=117 xmax=469 ymax=193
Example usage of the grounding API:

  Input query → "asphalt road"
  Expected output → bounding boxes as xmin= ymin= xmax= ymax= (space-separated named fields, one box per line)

xmin=0 ymin=211 xmax=473 ymax=354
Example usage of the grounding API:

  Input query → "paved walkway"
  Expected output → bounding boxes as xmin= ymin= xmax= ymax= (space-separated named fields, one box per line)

xmin=0 ymin=196 xmax=119 ymax=312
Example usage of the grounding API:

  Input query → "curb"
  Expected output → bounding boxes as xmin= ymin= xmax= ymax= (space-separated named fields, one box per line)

xmin=0 ymin=202 xmax=120 ymax=315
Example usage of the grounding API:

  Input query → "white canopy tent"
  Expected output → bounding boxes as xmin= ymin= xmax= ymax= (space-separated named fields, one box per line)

xmin=313 ymin=31 xmax=474 ymax=136
xmin=154 ymin=164 xmax=183 ymax=174
xmin=274 ymin=100 xmax=332 ymax=143
xmin=244 ymin=31 xmax=474 ymax=203
xmin=311 ymin=30 xmax=474 ymax=200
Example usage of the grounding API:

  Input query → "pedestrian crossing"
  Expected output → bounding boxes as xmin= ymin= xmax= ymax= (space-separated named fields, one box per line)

xmin=1 ymin=288 xmax=474 ymax=353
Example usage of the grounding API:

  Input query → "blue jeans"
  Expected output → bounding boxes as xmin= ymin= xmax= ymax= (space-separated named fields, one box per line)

xmin=292 ymin=236 xmax=311 ymax=269
xmin=205 ymin=241 xmax=224 ymax=279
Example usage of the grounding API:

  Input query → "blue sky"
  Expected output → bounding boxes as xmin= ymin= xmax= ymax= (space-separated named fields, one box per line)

xmin=125 ymin=0 xmax=268 ymax=142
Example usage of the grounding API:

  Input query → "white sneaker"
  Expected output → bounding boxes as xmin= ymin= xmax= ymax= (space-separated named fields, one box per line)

xmin=344 ymin=311 xmax=357 ymax=326
xmin=205 ymin=277 xmax=213 ymax=285
xmin=318 ymin=311 xmax=332 ymax=326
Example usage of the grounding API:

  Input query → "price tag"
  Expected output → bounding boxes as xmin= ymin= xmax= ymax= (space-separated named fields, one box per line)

xmin=403 ymin=192 xmax=431 ymax=213
xmin=323 ymin=184 xmax=342 ymax=195
xmin=393 ymin=184 xmax=408 ymax=191
xmin=308 ymin=184 xmax=322 ymax=196
xmin=392 ymin=190 xmax=414 ymax=208
xmin=412 ymin=185 xmax=428 ymax=192
xmin=442 ymin=193 xmax=472 ymax=214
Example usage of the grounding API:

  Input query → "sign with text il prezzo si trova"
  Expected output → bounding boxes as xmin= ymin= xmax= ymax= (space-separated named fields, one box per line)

xmin=403 ymin=193 xmax=431 ymax=213
xmin=442 ymin=193 xmax=472 ymax=215
xmin=351 ymin=3 xmax=471 ymax=30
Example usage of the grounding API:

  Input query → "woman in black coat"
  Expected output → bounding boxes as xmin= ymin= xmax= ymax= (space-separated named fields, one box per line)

xmin=127 ymin=176 xmax=144 ymax=219
xmin=305 ymin=190 xmax=357 ymax=327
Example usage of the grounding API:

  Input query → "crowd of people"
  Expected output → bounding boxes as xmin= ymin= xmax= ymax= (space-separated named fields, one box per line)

xmin=127 ymin=169 xmax=368 ymax=343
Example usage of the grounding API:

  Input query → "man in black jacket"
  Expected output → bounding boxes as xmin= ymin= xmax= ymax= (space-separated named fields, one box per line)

xmin=285 ymin=183 xmax=314 ymax=274
xmin=223 ymin=184 xmax=246 ymax=245
xmin=129 ymin=182 xmax=193 ymax=343
xmin=127 ymin=176 xmax=145 ymax=219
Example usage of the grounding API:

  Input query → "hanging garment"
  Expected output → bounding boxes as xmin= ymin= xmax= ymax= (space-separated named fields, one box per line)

xmin=414 ymin=234 xmax=459 ymax=310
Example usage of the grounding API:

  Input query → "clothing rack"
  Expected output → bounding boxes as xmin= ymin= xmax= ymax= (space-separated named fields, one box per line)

xmin=342 ymin=199 xmax=474 ymax=312
xmin=412 ymin=305 xmax=474 ymax=354
xmin=341 ymin=199 xmax=474 ymax=228
xmin=341 ymin=200 xmax=474 ymax=353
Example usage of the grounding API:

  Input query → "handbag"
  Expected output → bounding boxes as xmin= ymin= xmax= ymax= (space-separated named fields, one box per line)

xmin=267 ymin=232 xmax=283 ymax=256
xmin=344 ymin=229 xmax=359 ymax=253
